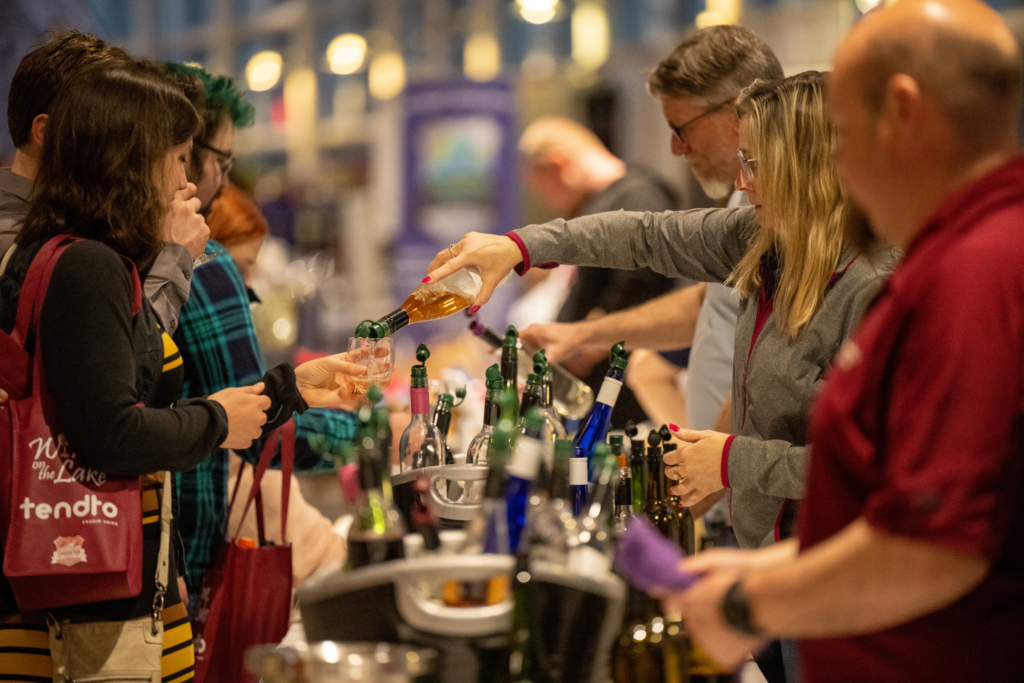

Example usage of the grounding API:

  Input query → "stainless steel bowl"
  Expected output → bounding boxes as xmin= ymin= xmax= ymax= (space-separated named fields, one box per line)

xmin=245 ymin=642 xmax=439 ymax=683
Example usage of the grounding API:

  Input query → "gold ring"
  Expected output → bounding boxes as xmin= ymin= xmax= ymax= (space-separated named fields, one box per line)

xmin=448 ymin=244 xmax=457 ymax=260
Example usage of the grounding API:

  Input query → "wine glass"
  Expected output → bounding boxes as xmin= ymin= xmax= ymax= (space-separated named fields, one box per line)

xmin=347 ymin=336 xmax=395 ymax=397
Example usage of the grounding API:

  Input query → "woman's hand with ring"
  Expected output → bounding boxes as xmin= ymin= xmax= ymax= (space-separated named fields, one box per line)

xmin=663 ymin=426 xmax=728 ymax=505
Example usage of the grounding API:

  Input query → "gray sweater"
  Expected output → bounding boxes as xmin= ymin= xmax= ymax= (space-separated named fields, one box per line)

xmin=514 ymin=206 xmax=893 ymax=548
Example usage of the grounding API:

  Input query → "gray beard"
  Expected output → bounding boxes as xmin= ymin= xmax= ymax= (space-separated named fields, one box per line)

xmin=694 ymin=173 xmax=734 ymax=201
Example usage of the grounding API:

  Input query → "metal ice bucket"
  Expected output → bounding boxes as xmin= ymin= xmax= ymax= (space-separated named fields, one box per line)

xmin=391 ymin=464 xmax=488 ymax=530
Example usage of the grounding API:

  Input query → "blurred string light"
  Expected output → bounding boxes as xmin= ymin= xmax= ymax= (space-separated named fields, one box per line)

xmin=464 ymin=32 xmax=501 ymax=81
xmin=571 ymin=2 xmax=609 ymax=71
xmin=246 ymin=50 xmax=283 ymax=91
xmin=518 ymin=0 xmax=559 ymax=24
xmin=327 ymin=33 xmax=367 ymax=74
xmin=369 ymin=51 xmax=406 ymax=99
xmin=696 ymin=0 xmax=739 ymax=28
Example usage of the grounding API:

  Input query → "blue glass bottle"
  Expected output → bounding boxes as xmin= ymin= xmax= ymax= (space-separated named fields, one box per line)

xmin=572 ymin=341 xmax=629 ymax=479
xmin=570 ymin=446 xmax=589 ymax=516
xmin=505 ymin=407 xmax=544 ymax=553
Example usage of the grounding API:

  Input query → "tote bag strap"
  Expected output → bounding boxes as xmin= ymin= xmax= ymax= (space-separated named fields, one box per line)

xmin=14 ymin=236 xmax=143 ymax=347
xmin=12 ymin=236 xmax=81 ymax=347
xmin=233 ymin=419 xmax=295 ymax=545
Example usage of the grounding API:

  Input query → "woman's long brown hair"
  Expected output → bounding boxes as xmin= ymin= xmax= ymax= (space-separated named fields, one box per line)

xmin=18 ymin=61 xmax=201 ymax=271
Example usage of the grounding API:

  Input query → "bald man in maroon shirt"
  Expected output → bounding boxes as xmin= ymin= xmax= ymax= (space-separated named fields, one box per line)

xmin=671 ymin=1 xmax=1024 ymax=681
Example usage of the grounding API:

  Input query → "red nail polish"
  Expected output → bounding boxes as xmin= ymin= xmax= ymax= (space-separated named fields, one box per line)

xmin=669 ymin=423 xmax=679 ymax=431
xmin=422 ymin=276 xmax=431 ymax=284
xmin=469 ymin=305 xmax=480 ymax=314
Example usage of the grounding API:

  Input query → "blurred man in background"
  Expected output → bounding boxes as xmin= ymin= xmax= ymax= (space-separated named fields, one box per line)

xmin=517 ymin=116 xmax=682 ymax=427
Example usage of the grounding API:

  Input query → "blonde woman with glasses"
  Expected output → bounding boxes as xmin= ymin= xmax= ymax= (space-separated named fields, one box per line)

xmin=427 ymin=71 xmax=894 ymax=556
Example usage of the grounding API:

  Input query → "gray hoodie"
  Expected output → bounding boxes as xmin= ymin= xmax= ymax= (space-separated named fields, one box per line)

xmin=514 ymin=206 xmax=894 ymax=548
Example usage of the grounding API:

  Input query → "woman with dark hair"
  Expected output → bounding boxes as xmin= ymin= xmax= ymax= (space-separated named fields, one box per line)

xmin=0 ymin=61 xmax=360 ymax=680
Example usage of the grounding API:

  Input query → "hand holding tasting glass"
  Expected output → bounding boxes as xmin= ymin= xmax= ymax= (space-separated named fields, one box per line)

xmin=345 ymin=337 xmax=395 ymax=397
xmin=297 ymin=350 xmax=384 ymax=406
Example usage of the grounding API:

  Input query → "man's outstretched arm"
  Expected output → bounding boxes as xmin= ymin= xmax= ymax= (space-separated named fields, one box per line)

xmin=521 ymin=283 xmax=706 ymax=363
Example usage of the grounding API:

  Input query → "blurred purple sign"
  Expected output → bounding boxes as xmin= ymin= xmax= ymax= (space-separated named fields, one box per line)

xmin=394 ymin=80 xmax=518 ymax=343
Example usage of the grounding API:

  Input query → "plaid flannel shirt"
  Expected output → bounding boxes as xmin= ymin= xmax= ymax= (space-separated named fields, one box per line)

xmin=173 ymin=240 xmax=357 ymax=591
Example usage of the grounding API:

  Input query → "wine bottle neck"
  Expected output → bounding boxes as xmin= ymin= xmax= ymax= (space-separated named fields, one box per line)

xmin=375 ymin=308 xmax=410 ymax=338
xmin=596 ymin=371 xmax=624 ymax=407
xmin=410 ymin=387 xmax=430 ymax=415
xmin=483 ymin=398 xmax=500 ymax=426
xmin=501 ymin=348 xmax=518 ymax=384
xmin=646 ymin=454 xmax=661 ymax=503
xmin=433 ymin=410 xmax=452 ymax=438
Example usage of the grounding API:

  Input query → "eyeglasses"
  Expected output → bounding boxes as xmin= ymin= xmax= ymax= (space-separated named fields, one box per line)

xmin=669 ymin=98 xmax=735 ymax=144
xmin=194 ymin=139 xmax=235 ymax=176
xmin=737 ymin=148 xmax=758 ymax=181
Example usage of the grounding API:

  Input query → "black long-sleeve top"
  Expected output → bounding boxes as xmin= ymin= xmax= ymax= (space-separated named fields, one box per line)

xmin=1 ymin=238 xmax=231 ymax=620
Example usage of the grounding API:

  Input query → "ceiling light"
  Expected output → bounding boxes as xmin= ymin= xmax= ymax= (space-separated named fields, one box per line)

xmin=327 ymin=33 xmax=367 ymax=75
xmin=246 ymin=50 xmax=283 ymax=92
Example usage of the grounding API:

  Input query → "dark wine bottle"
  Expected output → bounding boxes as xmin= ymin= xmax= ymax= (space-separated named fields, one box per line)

xmin=433 ymin=393 xmax=456 ymax=465
xmin=626 ymin=421 xmax=647 ymax=514
xmin=502 ymin=325 xmax=520 ymax=417
xmin=643 ymin=431 xmax=679 ymax=546
xmin=659 ymin=425 xmax=695 ymax=556
xmin=347 ymin=429 xmax=407 ymax=569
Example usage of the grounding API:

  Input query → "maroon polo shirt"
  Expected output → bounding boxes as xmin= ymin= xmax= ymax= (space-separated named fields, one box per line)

xmin=798 ymin=156 xmax=1024 ymax=682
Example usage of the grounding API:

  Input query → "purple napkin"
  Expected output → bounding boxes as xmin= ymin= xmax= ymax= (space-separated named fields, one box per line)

xmin=614 ymin=517 xmax=700 ymax=592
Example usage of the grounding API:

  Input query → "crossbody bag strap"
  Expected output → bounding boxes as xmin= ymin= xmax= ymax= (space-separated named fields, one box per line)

xmin=152 ymin=471 xmax=172 ymax=635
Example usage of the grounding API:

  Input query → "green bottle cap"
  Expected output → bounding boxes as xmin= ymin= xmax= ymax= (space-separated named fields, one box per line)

xmin=525 ymin=406 xmax=544 ymax=434
xmin=354 ymin=320 xmax=374 ymax=338
xmin=503 ymin=325 xmax=519 ymax=349
xmin=526 ymin=373 xmax=540 ymax=385
xmin=609 ymin=434 xmax=624 ymax=455
xmin=609 ymin=340 xmax=628 ymax=370
xmin=485 ymin=364 xmax=503 ymax=391
xmin=411 ymin=343 xmax=430 ymax=385
xmin=366 ymin=384 xmax=383 ymax=405
xmin=437 ymin=393 xmax=454 ymax=411
xmin=453 ymin=386 xmax=467 ymax=406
